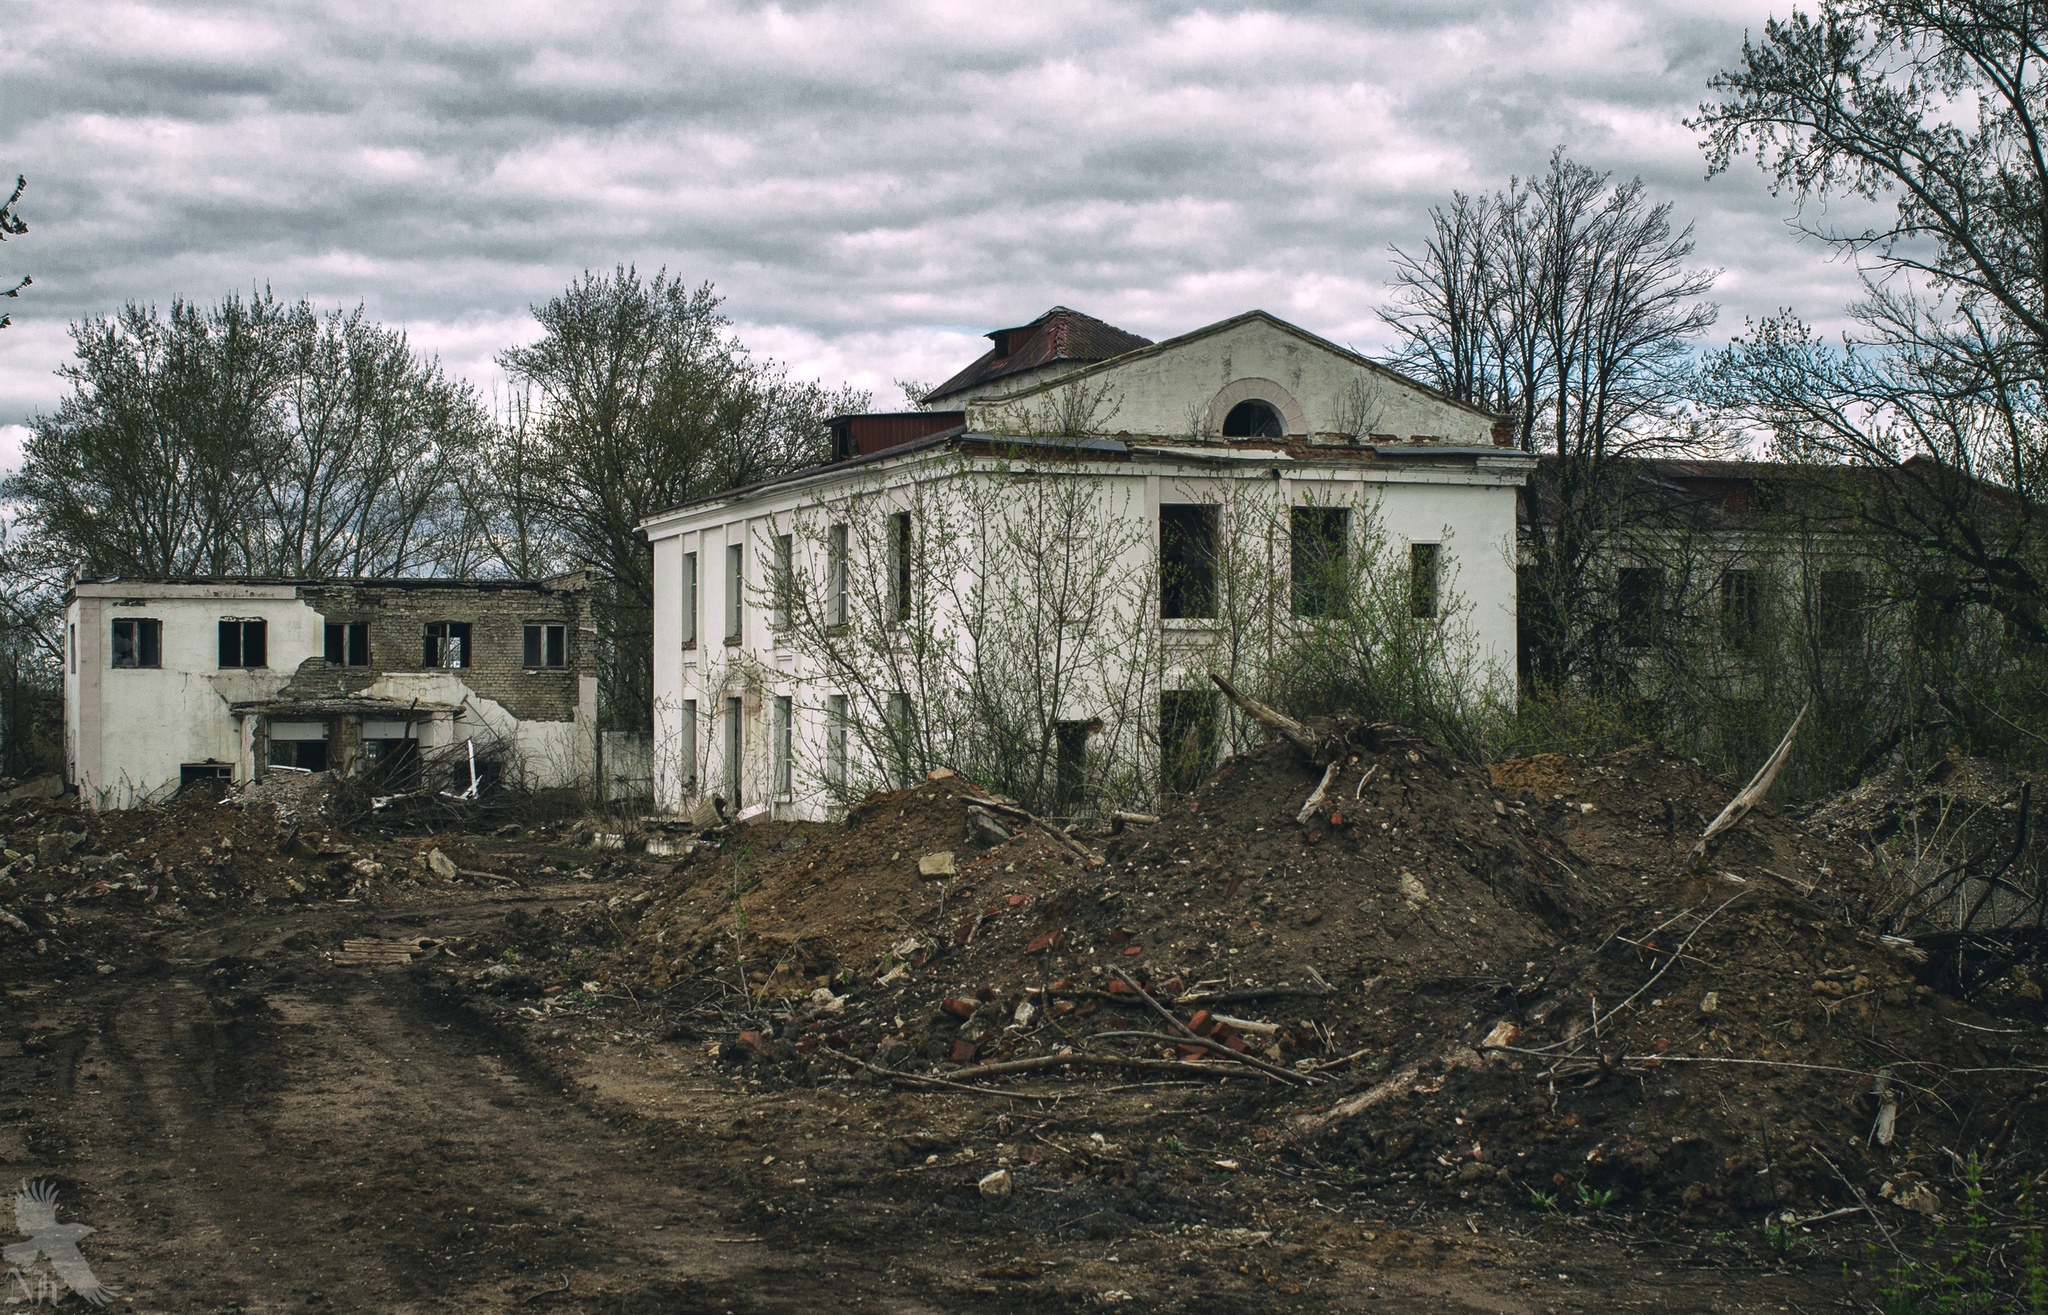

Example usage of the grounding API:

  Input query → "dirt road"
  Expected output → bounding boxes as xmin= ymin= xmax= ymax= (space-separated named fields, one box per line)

xmin=3 ymin=872 xmax=1865 ymax=1313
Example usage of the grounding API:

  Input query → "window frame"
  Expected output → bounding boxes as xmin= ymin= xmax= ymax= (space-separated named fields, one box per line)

xmin=422 ymin=620 xmax=473 ymax=669
xmin=1159 ymin=503 xmax=1219 ymax=620
xmin=218 ymin=618 xmax=269 ymax=669
xmin=325 ymin=621 xmax=371 ymax=668
xmin=1408 ymin=543 xmax=1442 ymax=620
xmin=1615 ymin=566 xmax=1664 ymax=649
xmin=886 ymin=511 xmax=913 ymax=623
xmin=522 ymin=622 xmax=568 ymax=669
xmin=826 ymin=523 xmax=849 ymax=629
xmin=111 ymin=617 xmax=162 ymax=669
xmin=1290 ymin=506 xmax=1350 ymax=618
xmin=725 ymin=543 xmax=744 ymax=645
xmin=680 ymin=550 xmax=698 ymax=650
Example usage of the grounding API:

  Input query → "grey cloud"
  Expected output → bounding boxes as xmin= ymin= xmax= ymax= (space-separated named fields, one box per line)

xmin=0 ymin=0 xmax=1871 ymax=430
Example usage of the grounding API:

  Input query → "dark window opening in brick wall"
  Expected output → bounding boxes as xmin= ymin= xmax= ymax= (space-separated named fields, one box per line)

xmin=326 ymin=621 xmax=370 ymax=666
xmin=523 ymin=623 xmax=567 ymax=668
xmin=423 ymin=621 xmax=472 ymax=668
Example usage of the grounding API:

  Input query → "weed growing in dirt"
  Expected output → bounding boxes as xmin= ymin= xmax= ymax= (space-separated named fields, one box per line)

xmin=1874 ymin=1160 xmax=2048 ymax=1315
xmin=1575 ymin=1184 xmax=1617 ymax=1213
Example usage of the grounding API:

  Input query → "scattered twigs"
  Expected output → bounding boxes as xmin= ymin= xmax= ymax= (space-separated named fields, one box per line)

xmin=1112 ymin=969 xmax=1314 ymax=1085
xmin=1209 ymin=672 xmax=1322 ymax=760
xmin=1607 ymin=890 xmax=1750 ymax=1020
xmin=1086 ymin=1030 xmax=1308 ymax=1086
xmin=1354 ymin=764 xmax=1379 ymax=799
xmin=1690 ymin=702 xmax=1807 ymax=867
xmin=1110 ymin=811 xmax=1160 ymax=827
xmin=1296 ymin=761 xmax=1341 ymax=825
xmin=1172 ymin=986 xmax=1332 ymax=1006
xmin=980 ymin=799 xmax=1097 ymax=864
xmin=1817 ymin=1150 xmax=1905 ymax=1261
xmin=821 ymin=1048 xmax=1052 ymax=1101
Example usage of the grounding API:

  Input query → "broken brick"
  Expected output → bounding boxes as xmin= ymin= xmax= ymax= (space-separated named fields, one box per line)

xmin=940 ymin=998 xmax=977 ymax=1019
xmin=736 ymin=1029 xmax=770 ymax=1054
xmin=950 ymin=1039 xmax=978 ymax=1064
xmin=1121 ymin=945 xmax=1143 ymax=957
xmin=1006 ymin=894 xmax=1028 ymax=909
xmin=1108 ymin=929 xmax=1133 ymax=946
xmin=1024 ymin=930 xmax=1067 ymax=954
xmin=1187 ymin=1009 xmax=1213 ymax=1034
xmin=1106 ymin=979 xmax=1135 ymax=996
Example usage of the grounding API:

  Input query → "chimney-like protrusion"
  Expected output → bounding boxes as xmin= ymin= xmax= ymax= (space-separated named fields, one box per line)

xmin=1491 ymin=418 xmax=1517 ymax=448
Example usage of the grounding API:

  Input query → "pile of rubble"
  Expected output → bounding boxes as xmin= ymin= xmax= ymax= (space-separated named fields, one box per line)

xmin=628 ymin=719 xmax=2048 ymax=1222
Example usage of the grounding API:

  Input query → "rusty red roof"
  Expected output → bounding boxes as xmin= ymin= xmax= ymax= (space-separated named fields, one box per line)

xmin=924 ymin=307 xmax=1152 ymax=403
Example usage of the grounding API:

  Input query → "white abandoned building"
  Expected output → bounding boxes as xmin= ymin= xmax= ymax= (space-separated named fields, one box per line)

xmin=63 ymin=575 xmax=597 ymax=809
xmin=640 ymin=307 xmax=1533 ymax=822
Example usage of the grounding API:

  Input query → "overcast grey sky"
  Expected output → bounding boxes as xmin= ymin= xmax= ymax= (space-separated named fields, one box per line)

xmin=0 ymin=0 xmax=1866 ymax=468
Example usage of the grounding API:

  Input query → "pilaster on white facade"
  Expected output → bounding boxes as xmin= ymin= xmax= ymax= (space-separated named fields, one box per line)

xmin=641 ymin=308 xmax=1534 ymax=823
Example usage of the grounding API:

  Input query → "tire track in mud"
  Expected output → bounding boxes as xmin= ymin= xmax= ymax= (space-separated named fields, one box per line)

xmin=5 ymin=896 xmax=857 ymax=1313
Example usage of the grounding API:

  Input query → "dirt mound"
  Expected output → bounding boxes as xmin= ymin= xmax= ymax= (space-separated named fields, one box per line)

xmin=629 ymin=724 xmax=2048 ymax=1223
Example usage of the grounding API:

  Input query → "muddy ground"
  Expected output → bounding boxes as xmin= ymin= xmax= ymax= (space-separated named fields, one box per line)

xmin=2 ymin=737 xmax=2041 ymax=1312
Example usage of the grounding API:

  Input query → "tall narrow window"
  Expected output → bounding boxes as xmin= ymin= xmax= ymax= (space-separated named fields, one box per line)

xmin=1290 ymin=507 xmax=1349 ymax=618
xmin=219 ymin=619 xmax=268 ymax=669
xmin=1055 ymin=720 xmax=1092 ymax=814
xmin=888 ymin=690 xmax=915 ymax=786
xmin=773 ymin=694 xmax=793 ymax=797
xmin=1160 ymin=691 xmax=1218 ymax=795
xmin=1409 ymin=543 xmax=1442 ymax=619
xmin=826 ymin=693 xmax=847 ymax=791
xmin=1616 ymin=567 xmax=1663 ymax=648
xmin=325 ymin=621 xmax=369 ymax=667
xmin=772 ymin=533 xmax=794 ymax=633
xmin=1721 ymin=569 xmax=1762 ymax=648
xmin=422 ymin=621 xmax=471 ymax=668
xmin=68 ymin=623 xmax=76 ymax=675
xmin=522 ymin=623 xmax=567 ymax=668
xmin=887 ymin=511 xmax=913 ymax=622
xmin=112 ymin=618 xmax=162 ymax=669
xmin=725 ymin=543 xmax=744 ymax=644
xmin=681 ymin=699 xmax=698 ymax=790
xmin=681 ymin=550 xmax=698 ymax=648
xmin=1160 ymin=504 xmax=1218 ymax=619
xmin=827 ymin=523 xmax=849 ymax=628
xmin=724 ymin=696 xmax=744 ymax=807
xmin=1819 ymin=570 xmax=1866 ymax=650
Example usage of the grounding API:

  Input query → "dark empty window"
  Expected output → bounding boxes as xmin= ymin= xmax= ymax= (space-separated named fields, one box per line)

xmin=1409 ymin=543 xmax=1441 ymax=619
xmin=423 ymin=621 xmax=472 ymax=668
xmin=179 ymin=762 xmax=233 ymax=791
xmin=218 ymin=619 xmax=267 ymax=669
xmin=1721 ymin=570 xmax=1762 ymax=648
xmin=523 ymin=623 xmax=568 ymax=668
xmin=1819 ymin=570 xmax=1866 ymax=650
xmin=1222 ymin=399 xmax=1283 ymax=438
xmin=325 ymin=621 xmax=370 ymax=667
xmin=1160 ymin=504 xmax=1218 ymax=619
xmin=1055 ymin=720 xmax=1093 ymax=813
xmin=1617 ymin=567 xmax=1663 ymax=648
xmin=1160 ymin=691 xmax=1218 ymax=796
xmin=111 ymin=618 xmax=161 ymax=669
xmin=1291 ymin=507 xmax=1349 ymax=617
xmin=887 ymin=511 xmax=913 ymax=622
xmin=266 ymin=722 xmax=328 ymax=772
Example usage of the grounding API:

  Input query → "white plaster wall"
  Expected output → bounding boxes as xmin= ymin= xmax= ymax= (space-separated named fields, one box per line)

xmin=966 ymin=316 xmax=1497 ymax=444
xmin=644 ymin=445 xmax=1528 ymax=822
xmin=65 ymin=586 xmax=320 ymax=808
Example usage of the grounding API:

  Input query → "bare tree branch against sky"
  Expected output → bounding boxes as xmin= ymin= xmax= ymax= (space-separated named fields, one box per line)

xmin=0 ymin=0 xmax=1878 ymax=468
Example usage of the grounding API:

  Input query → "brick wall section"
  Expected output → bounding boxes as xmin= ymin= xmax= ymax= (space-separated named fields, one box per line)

xmin=288 ymin=576 xmax=594 ymax=723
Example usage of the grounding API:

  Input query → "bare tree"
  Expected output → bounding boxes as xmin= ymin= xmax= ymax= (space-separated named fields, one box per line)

xmin=1382 ymin=152 xmax=1720 ymax=685
xmin=1696 ymin=0 xmax=2048 ymax=646
xmin=0 ymin=175 xmax=29 ymax=329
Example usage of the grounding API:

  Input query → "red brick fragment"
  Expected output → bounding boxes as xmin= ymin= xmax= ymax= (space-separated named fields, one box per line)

xmin=1187 ymin=1010 xmax=1213 ymax=1035
xmin=1006 ymin=894 xmax=1028 ymax=909
xmin=1175 ymin=1044 xmax=1207 ymax=1060
xmin=1024 ymin=930 xmax=1067 ymax=954
xmin=1122 ymin=945 xmax=1143 ymax=957
xmin=1108 ymin=929 xmax=1133 ymax=946
xmin=1106 ymin=980 xmax=1135 ymax=996
xmin=951 ymin=1040 xmax=978 ymax=1064
xmin=940 ymin=998 xmax=976 ymax=1019
xmin=736 ymin=1029 xmax=769 ymax=1053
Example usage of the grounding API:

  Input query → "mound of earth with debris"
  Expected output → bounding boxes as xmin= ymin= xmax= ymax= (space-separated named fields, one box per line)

xmin=626 ymin=721 xmax=2048 ymax=1224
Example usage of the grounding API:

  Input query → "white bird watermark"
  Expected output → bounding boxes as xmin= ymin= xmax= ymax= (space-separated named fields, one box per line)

xmin=4 ymin=1180 xmax=114 ymax=1307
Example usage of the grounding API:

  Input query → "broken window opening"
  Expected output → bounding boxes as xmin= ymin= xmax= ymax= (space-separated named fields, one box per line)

xmin=1409 ymin=543 xmax=1442 ymax=620
xmin=725 ymin=544 xmax=744 ymax=645
xmin=218 ymin=618 xmax=268 ymax=669
xmin=680 ymin=699 xmax=698 ymax=791
xmin=1054 ymin=719 xmax=1094 ymax=815
xmin=1222 ymin=399 xmax=1284 ymax=439
xmin=422 ymin=621 xmax=472 ymax=669
xmin=1159 ymin=691 xmax=1218 ymax=796
xmin=773 ymin=694 xmax=793 ymax=798
xmin=1616 ymin=566 xmax=1663 ymax=649
xmin=178 ymin=762 xmax=232 ymax=792
xmin=681 ymin=550 xmax=699 ymax=648
xmin=724 ymin=695 xmax=744 ymax=808
xmin=1290 ymin=507 xmax=1350 ymax=618
xmin=112 ymin=617 xmax=162 ymax=669
xmin=325 ymin=621 xmax=370 ymax=667
xmin=772 ymin=533 xmax=795 ymax=634
xmin=826 ymin=693 xmax=848 ymax=792
xmin=1160 ymin=504 xmax=1218 ymax=619
xmin=266 ymin=721 xmax=328 ymax=773
xmin=1721 ymin=569 xmax=1762 ymax=649
xmin=523 ymin=622 xmax=567 ymax=669
xmin=1819 ymin=570 xmax=1867 ymax=651
xmin=827 ymin=523 xmax=849 ymax=629
xmin=887 ymin=511 xmax=913 ymax=623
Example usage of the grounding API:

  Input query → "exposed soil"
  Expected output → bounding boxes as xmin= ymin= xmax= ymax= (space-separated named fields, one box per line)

xmin=2 ymin=731 xmax=2042 ymax=1311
